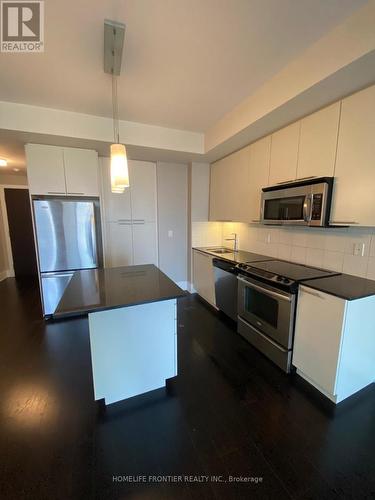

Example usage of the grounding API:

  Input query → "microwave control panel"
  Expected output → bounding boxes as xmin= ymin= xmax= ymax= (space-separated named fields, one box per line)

xmin=311 ymin=193 xmax=323 ymax=220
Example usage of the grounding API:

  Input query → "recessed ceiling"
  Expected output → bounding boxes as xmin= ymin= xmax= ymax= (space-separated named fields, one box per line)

xmin=0 ymin=0 xmax=367 ymax=133
xmin=0 ymin=129 xmax=207 ymax=175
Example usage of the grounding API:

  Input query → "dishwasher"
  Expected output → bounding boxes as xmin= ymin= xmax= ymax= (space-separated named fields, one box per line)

xmin=213 ymin=258 xmax=239 ymax=322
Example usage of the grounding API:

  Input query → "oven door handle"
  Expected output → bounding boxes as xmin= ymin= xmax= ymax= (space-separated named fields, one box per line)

xmin=238 ymin=276 xmax=292 ymax=302
xmin=303 ymin=194 xmax=313 ymax=222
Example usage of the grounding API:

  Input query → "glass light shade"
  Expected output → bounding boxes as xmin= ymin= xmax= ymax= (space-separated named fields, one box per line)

xmin=110 ymin=143 xmax=129 ymax=193
xmin=0 ymin=159 xmax=7 ymax=167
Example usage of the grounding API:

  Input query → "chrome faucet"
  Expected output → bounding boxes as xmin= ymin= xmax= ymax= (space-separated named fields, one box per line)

xmin=225 ymin=233 xmax=238 ymax=252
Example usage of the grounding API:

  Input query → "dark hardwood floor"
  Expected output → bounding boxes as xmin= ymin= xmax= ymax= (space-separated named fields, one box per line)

xmin=0 ymin=277 xmax=374 ymax=499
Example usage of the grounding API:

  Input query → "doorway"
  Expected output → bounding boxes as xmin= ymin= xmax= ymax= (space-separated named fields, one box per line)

xmin=4 ymin=189 xmax=38 ymax=277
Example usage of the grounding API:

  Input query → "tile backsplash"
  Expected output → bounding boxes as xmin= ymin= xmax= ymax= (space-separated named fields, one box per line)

xmin=219 ymin=222 xmax=375 ymax=280
xmin=191 ymin=221 xmax=223 ymax=248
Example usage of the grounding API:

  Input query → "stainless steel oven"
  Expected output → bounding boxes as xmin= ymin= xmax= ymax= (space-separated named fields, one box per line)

xmin=261 ymin=177 xmax=334 ymax=227
xmin=237 ymin=275 xmax=296 ymax=372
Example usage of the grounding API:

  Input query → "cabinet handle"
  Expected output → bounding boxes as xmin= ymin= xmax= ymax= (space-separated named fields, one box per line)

xmin=330 ymin=221 xmax=359 ymax=225
xmin=132 ymin=220 xmax=145 ymax=224
xmin=117 ymin=219 xmax=131 ymax=222
xmin=67 ymin=192 xmax=85 ymax=195
xmin=118 ymin=222 xmax=132 ymax=225
xmin=47 ymin=191 xmax=65 ymax=195
xmin=301 ymin=288 xmax=324 ymax=299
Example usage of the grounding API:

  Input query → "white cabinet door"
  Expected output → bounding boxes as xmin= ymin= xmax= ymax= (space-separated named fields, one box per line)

xmin=331 ymin=85 xmax=375 ymax=226
xmin=132 ymin=222 xmax=158 ymax=265
xmin=229 ymin=146 xmax=251 ymax=223
xmin=129 ymin=161 xmax=157 ymax=222
xmin=209 ymin=146 xmax=251 ymax=222
xmin=269 ymin=121 xmax=300 ymax=185
xmin=105 ymin=222 xmax=133 ymax=268
xmin=26 ymin=144 xmax=66 ymax=195
xmin=100 ymin=158 xmax=132 ymax=222
xmin=297 ymin=102 xmax=340 ymax=180
xmin=64 ymin=148 xmax=99 ymax=196
xmin=192 ymin=250 xmax=216 ymax=306
xmin=209 ymin=158 xmax=228 ymax=221
xmin=293 ymin=286 xmax=346 ymax=396
xmin=249 ymin=136 xmax=271 ymax=222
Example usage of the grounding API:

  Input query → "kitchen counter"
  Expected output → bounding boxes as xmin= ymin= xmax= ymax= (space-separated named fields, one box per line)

xmin=193 ymin=247 xmax=273 ymax=264
xmin=302 ymin=273 xmax=375 ymax=301
xmin=54 ymin=264 xmax=186 ymax=318
xmin=55 ymin=265 xmax=185 ymax=406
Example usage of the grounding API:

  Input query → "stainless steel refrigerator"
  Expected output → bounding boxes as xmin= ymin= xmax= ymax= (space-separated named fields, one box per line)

xmin=32 ymin=197 xmax=103 ymax=316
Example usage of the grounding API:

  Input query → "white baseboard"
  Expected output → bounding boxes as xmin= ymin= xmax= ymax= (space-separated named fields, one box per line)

xmin=176 ymin=280 xmax=189 ymax=291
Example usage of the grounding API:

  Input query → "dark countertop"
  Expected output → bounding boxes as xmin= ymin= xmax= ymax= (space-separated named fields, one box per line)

xmin=54 ymin=265 xmax=186 ymax=318
xmin=193 ymin=247 xmax=273 ymax=264
xmin=301 ymin=273 xmax=375 ymax=301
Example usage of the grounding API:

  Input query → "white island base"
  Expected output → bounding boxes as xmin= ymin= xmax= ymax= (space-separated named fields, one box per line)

xmin=88 ymin=299 xmax=177 ymax=405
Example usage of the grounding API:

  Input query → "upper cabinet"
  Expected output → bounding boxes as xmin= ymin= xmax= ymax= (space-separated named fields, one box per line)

xmin=26 ymin=144 xmax=99 ymax=196
xmin=26 ymin=144 xmax=66 ymax=195
xmin=100 ymin=158 xmax=158 ymax=269
xmin=100 ymin=157 xmax=132 ymax=222
xmin=63 ymin=148 xmax=99 ymax=196
xmin=208 ymin=83 xmax=375 ymax=227
xmin=268 ymin=121 xmax=300 ymax=185
xmin=248 ymin=136 xmax=271 ymax=222
xmin=296 ymin=102 xmax=340 ymax=180
xmin=331 ymin=85 xmax=375 ymax=226
xmin=128 ymin=161 xmax=157 ymax=222
xmin=209 ymin=157 xmax=228 ymax=221
xmin=100 ymin=159 xmax=157 ymax=223
xmin=209 ymin=146 xmax=251 ymax=222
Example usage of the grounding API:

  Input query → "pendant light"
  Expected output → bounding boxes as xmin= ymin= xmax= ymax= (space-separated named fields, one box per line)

xmin=110 ymin=73 xmax=129 ymax=193
xmin=104 ymin=20 xmax=129 ymax=193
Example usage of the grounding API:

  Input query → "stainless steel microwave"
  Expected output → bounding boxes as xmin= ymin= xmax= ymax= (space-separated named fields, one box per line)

xmin=260 ymin=177 xmax=334 ymax=227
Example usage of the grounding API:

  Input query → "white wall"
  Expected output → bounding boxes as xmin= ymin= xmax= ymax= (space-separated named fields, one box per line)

xmin=157 ymin=162 xmax=188 ymax=287
xmin=221 ymin=223 xmax=375 ymax=280
xmin=0 ymin=173 xmax=28 ymax=185
xmin=0 ymin=174 xmax=29 ymax=280
xmin=0 ymin=197 xmax=9 ymax=280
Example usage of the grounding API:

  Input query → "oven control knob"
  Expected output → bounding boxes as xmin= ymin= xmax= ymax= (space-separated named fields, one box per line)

xmin=276 ymin=276 xmax=283 ymax=281
xmin=283 ymin=278 xmax=290 ymax=283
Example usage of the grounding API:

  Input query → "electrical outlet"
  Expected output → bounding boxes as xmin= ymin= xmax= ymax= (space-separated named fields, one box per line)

xmin=168 ymin=230 xmax=173 ymax=238
xmin=353 ymin=242 xmax=365 ymax=257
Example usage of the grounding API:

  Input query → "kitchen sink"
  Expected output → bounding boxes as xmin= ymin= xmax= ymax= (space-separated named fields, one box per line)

xmin=208 ymin=247 xmax=233 ymax=254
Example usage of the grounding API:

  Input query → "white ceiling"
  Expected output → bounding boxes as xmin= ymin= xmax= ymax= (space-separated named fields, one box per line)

xmin=0 ymin=129 xmax=207 ymax=174
xmin=0 ymin=0 xmax=367 ymax=134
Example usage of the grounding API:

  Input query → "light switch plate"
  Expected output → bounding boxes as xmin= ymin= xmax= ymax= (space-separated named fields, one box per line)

xmin=168 ymin=230 xmax=173 ymax=238
xmin=353 ymin=242 xmax=365 ymax=256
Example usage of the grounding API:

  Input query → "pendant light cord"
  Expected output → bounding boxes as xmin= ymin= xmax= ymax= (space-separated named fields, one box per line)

xmin=112 ymin=73 xmax=120 ymax=144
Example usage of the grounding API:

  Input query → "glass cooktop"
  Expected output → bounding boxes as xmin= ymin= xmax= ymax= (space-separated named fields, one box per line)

xmin=246 ymin=259 xmax=339 ymax=282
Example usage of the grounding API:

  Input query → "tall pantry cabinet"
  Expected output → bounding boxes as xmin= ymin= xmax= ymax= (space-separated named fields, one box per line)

xmin=101 ymin=159 xmax=158 ymax=267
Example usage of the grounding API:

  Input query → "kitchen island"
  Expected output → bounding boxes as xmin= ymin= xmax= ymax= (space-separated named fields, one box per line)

xmin=55 ymin=265 xmax=186 ymax=405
